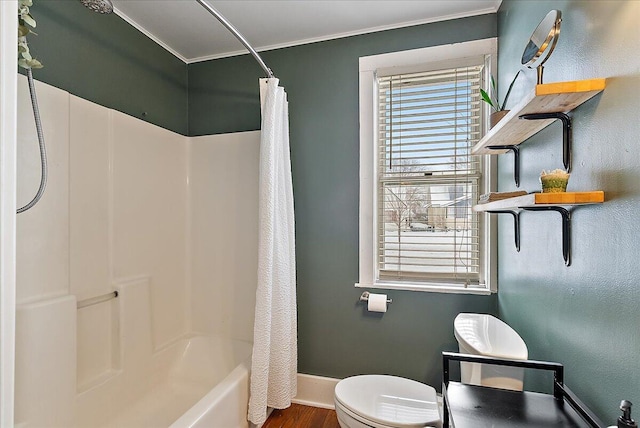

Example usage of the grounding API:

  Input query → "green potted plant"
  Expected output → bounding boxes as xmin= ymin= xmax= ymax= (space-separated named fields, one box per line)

xmin=481 ymin=70 xmax=520 ymax=128
xmin=18 ymin=0 xmax=43 ymax=70
xmin=540 ymin=169 xmax=570 ymax=193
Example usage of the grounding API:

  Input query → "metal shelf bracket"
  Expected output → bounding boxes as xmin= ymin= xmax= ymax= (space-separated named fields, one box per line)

xmin=522 ymin=206 xmax=571 ymax=266
xmin=487 ymin=210 xmax=521 ymax=252
xmin=519 ymin=112 xmax=573 ymax=172
xmin=486 ymin=145 xmax=520 ymax=187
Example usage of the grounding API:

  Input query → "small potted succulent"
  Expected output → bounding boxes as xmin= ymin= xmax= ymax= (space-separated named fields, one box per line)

xmin=540 ymin=169 xmax=570 ymax=193
xmin=480 ymin=70 xmax=520 ymax=128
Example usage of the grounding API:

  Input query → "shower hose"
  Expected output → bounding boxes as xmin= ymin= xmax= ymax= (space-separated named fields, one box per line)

xmin=18 ymin=67 xmax=47 ymax=214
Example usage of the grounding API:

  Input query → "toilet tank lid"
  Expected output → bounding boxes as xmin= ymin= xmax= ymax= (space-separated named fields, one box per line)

xmin=454 ymin=313 xmax=528 ymax=359
xmin=335 ymin=375 xmax=441 ymax=427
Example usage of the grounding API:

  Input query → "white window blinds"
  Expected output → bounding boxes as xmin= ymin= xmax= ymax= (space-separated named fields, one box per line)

xmin=376 ymin=64 xmax=484 ymax=286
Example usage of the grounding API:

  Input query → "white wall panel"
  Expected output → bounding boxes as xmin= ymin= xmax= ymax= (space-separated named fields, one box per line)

xmin=16 ymin=75 xmax=70 ymax=303
xmin=111 ymin=110 xmax=189 ymax=348
xmin=15 ymin=295 xmax=76 ymax=427
xmin=15 ymin=76 xmax=261 ymax=426
xmin=69 ymin=95 xmax=110 ymax=301
xmin=69 ymin=96 xmax=115 ymax=388
xmin=189 ymin=131 xmax=260 ymax=342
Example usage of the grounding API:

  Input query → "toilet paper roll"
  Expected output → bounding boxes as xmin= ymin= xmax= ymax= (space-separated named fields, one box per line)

xmin=367 ymin=293 xmax=388 ymax=313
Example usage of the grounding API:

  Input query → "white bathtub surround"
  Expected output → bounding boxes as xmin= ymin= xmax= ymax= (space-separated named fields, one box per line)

xmin=79 ymin=333 xmax=252 ymax=428
xmin=15 ymin=75 xmax=261 ymax=427
xmin=189 ymin=132 xmax=260 ymax=342
xmin=169 ymin=341 xmax=252 ymax=428
xmin=15 ymin=295 xmax=76 ymax=427
xmin=76 ymin=279 xmax=253 ymax=428
xmin=17 ymin=78 xmax=70 ymax=303
xmin=248 ymin=78 xmax=297 ymax=425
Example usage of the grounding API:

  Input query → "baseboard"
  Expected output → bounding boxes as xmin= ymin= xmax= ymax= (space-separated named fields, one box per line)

xmin=292 ymin=373 xmax=340 ymax=410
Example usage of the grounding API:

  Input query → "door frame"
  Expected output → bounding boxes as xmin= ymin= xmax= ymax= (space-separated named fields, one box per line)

xmin=0 ymin=1 xmax=18 ymax=425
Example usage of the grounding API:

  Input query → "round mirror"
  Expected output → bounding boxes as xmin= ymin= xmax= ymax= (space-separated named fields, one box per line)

xmin=521 ymin=10 xmax=562 ymax=84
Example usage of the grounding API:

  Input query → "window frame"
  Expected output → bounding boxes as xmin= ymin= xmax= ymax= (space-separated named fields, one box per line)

xmin=357 ymin=38 xmax=497 ymax=295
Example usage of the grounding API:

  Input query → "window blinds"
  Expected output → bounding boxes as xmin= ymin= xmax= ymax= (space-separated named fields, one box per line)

xmin=377 ymin=64 xmax=484 ymax=286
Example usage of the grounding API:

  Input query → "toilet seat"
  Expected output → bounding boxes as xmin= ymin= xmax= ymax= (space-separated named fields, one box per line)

xmin=334 ymin=375 xmax=441 ymax=428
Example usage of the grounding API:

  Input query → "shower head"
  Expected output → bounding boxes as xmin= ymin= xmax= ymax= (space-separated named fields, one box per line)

xmin=80 ymin=0 xmax=113 ymax=14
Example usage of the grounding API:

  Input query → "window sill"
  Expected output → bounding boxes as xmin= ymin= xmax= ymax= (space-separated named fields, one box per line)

xmin=355 ymin=281 xmax=493 ymax=295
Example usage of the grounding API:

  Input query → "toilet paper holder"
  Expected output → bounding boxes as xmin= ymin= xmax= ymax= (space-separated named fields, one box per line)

xmin=359 ymin=291 xmax=392 ymax=305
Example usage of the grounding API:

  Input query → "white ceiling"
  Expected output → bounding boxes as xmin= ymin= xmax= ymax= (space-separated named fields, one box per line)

xmin=111 ymin=0 xmax=502 ymax=64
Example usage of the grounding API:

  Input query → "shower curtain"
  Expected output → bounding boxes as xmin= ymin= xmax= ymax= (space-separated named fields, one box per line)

xmin=248 ymin=78 xmax=297 ymax=425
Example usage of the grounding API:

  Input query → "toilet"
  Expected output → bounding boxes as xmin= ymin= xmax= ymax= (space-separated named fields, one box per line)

xmin=453 ymin=313 xmax=528 ymax=391
xmin=334 ymin=313 xmax=527 ymax=428
xmin=334 ymin=375 xmax=442 ymax=428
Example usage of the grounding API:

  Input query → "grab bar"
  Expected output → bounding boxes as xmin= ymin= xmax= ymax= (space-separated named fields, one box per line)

xmin=77 ymin=291 xmax=118 ymax=309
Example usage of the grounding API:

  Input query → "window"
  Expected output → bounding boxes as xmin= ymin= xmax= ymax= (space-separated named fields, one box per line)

xmin=358 ymin=39 xmax=497 ymax=294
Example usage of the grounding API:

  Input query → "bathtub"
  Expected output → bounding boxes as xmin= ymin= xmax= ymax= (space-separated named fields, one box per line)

xmin=170 ymin=336 xmax=253 ymax=428
xmin=76 ymin=335 xmax=253 ymax=428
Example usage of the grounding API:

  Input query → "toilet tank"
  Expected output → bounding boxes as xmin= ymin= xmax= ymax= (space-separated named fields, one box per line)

xmin=453 ymin=313 xmax=528 ymax=391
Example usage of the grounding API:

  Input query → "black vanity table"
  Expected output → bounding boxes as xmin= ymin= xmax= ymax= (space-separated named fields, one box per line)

xmin=442 ymin=352 xmax=604 ymax=428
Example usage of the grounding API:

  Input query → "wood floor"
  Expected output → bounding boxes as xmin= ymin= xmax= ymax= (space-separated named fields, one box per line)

xmin=262 ymin=404 xmax=341 ymax=428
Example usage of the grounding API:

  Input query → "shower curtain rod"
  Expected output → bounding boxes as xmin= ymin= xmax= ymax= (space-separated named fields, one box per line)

xmin=195 ymin=0 xmax=275 ymax=78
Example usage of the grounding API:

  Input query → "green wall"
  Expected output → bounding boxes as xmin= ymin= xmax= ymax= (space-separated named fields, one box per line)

xmin=190 ymin=15 xmax=498 ymax=387
xmin=496 ymin=0 xmax=639 ymax=423
xmin=25 ymin=0 xmax=188 ymax=135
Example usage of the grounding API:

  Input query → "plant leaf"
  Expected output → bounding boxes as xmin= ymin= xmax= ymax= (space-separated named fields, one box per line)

xmin=500 ymin=70 xmax=521 ymax=110
xmin=28 ymin=58 xmax=43 ymax=69
xmin=22 ymin=14 xmax=36 ymax=28
xmin=18 ymin=24 xmax=30 ymax=37
xmin=21 ymin=51 xmax=32 ymax=60
xmin=480 ymin=89 xmax=495 ymax=110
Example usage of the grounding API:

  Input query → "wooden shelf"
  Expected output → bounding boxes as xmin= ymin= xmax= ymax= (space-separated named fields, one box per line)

xmin=474 ymin=191 xmax=604 ymax=212
xmin=474 ymin=191 xmax=604 ymax=266
xmin=472 ymin=79 xmax=606 ymax=155
xmin=470 ymin=79 xmax=607 ymax=265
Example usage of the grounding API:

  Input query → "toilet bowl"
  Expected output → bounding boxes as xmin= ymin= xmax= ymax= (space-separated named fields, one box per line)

xmin=334 ymin=375 xmax=441 ymax=428
xmin=454 ymin=313 xmax=528 ymax=391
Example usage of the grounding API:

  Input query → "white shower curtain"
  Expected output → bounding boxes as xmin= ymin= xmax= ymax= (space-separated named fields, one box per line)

xmin=248 ymin=78 xmax=297 ymax=425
